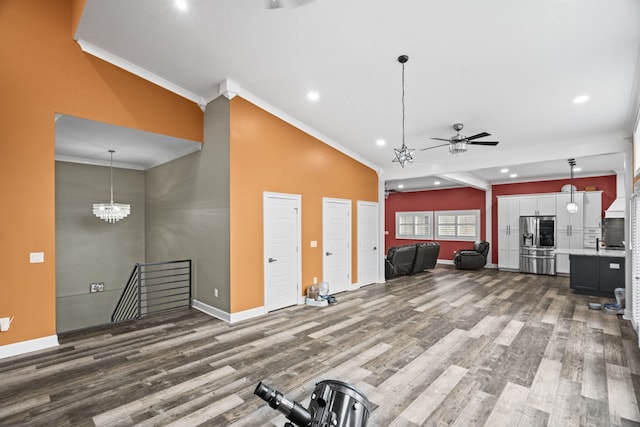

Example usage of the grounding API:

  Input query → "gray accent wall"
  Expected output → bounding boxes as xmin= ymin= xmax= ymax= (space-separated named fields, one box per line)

xmin=55 ymin=161 xmax=145 ymax=332
xmin=145 ymin=96 xmax=231 ymax=312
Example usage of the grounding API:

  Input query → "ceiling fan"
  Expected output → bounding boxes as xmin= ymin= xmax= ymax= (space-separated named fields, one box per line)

xmin=421 ymin=123 xmax=499 ymax=155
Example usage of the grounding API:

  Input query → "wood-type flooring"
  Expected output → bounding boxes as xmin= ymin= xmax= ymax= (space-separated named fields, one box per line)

xmin=1 ymin=265 xmax=640 ymax=426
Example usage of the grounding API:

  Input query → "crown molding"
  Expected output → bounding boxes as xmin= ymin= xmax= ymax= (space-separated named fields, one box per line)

xmin=76 ymin=39 xmax=206 ymax=109
xmin=76 ymin=40 xmax=379 ymax=173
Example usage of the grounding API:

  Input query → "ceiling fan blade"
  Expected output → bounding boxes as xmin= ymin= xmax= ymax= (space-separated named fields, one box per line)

xmin=466 ymin=132 xmax=491 ymax=141
xmin=469 ymin=141 xmax=499 ymax=146
xmin=430 ymin=137 xmax=451 ymax=142
xmin=420 ymin=143 xmax=451 ymax=151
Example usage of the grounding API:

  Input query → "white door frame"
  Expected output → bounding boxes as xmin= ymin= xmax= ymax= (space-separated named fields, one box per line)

xmin=357 ymin=200 xmax=379 ymax=288
xmin=322 ymin=197 xmax=352 ymax=294
xmin=263 ymin=192 xmax=302 ymax=311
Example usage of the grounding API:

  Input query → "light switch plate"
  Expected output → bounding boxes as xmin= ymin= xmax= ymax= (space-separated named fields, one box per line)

xmin=29 ymin=252 xmax=44 ymax=263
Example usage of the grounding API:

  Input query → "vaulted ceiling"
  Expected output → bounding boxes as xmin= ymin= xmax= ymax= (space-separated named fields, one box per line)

xmin=63 ymin=0 xmax=640 ymax=190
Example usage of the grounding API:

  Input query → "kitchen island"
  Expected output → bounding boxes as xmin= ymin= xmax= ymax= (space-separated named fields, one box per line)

xmin=553 ymin=248 xmax=625 ymax=296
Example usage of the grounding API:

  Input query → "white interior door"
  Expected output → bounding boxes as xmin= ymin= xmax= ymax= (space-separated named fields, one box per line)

xmin=264 ymin=192 xmax=301 ymax=312
xmin=357 ymin=201 xmax=379 ymax=286
xmin=323 ymin=198 xmax=351 ymax=294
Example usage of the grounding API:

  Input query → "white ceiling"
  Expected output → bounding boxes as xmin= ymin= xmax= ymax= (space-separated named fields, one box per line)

xmin=55 ymin=114 xmax=201 ymax=170
xmin=67 ymin=0 xmax=640 ymax=187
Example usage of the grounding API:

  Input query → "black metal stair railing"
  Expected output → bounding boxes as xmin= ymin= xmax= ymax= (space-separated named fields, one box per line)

xmin=111 ymin=259 xmax=192 ymax=323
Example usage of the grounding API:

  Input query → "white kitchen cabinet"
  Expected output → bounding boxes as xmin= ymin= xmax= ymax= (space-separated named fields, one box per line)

xmin=519 ymin=194 xmax=556 ymax=216
xmin=556 ymin=192 xmax=585 ymax=274
xmin=556 ymin=192 xmax=584 ymax=231
xmin=583 ymin=191 xmax=602 ymax=249
xmin=556 ymin=229 xmax=584 ymax=274
xmin=497 ymin=196 xmax=520 ymax=270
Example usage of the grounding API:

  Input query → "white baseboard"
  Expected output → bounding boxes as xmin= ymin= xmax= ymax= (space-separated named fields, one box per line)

xmin=229 ymin=307 xmax=266 ymax=323
xmin=437 ymin=259 xmax=454 ymax=265
xmin=192 ymin=299 xmax=266 ymax=324
xmin=0 ymin=335 xmax=59 ymax=360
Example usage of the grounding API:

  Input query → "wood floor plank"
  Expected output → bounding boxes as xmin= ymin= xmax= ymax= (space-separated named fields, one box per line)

xmin=547 ymin=378 xmax=582 ymax=427
xmin=607 ymin=363 xmax=640 ymax=422
xmin=93 ymin=366 xmax=236 ymax=426
xmin=582 ymin=328 xmax=608 ymax=402
xmin=1 ymin=265 xmax=639 ymax=426
xmin=451 ymin=388 xmax=496 ymax=427
xmin=494 ymin=319 xmax=525 ymax=347
xmin=395 ymin=364 xmax=468 ymax=425
xmin=526 ymin=357 xmax=562 ymax=413
xmin=483 ymin=381 xmax=529 ymax=426
xmin=542 ymin=296 xmax=566 ymax=325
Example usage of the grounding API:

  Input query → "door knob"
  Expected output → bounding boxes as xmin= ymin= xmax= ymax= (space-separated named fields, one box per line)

xmin=326 ymin=252 xmax=333 ymax=256
xmin=268 ymin=257 xmax=277 ymax=263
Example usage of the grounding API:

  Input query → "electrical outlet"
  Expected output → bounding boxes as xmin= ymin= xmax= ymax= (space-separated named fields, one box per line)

xmin=90 ymin=282 xmax=105 ymax=293
xmin=214 ymin=288 xmax=219 ymax=297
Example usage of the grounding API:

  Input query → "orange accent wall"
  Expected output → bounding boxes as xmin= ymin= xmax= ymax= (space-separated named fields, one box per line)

xmin=0 ymin=0 xmax=202 ymax=347
xmin=71 ymin=0 xmax=86 ymax=36
xmin=229 ymin=97 xmax=378 ymax=313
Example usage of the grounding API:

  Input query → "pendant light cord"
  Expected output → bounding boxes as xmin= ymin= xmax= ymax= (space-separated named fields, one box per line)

xmin=109 ymin=149 xmax=115 ymax=204
xmin=401 ymin=61 xmax=406 ymax=149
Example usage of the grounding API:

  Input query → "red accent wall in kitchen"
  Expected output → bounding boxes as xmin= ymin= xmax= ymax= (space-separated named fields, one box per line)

xmin=384 ymin=174 xmax=616 ymax=264
xmin=385 ymin=187 xmax=486 ymax=260
xmin=491 ymin=175 xmax=616 ymax=262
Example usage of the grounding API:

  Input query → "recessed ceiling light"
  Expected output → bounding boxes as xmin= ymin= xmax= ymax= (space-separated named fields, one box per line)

xmin=398 ymin=184 xmax=404 ymax=189
xmin=307 ymin=91 xmax=320 ymax=101
xmin=509 ymin=173 xmax=518 ymax=178
xmin=500 ymin=168 xmax=509 ymax=173
xmin=434 ymin=181 xmax=441 ymax=185
xmin=376 ymin=139 xmax=386 ymax=147
xmin=573 ymin=95 xmax=589 ymax=104
xmin=175 ymin=0 xmax=188 ymax=11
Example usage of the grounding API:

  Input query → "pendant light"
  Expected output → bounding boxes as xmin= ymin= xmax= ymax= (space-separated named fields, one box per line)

xmin=392 ymin=55 xmax=415 ymax=168
xmin=566 ymin=158 xmax=578 ymax=213
xmin=92 ymin=150 xmax=131 ymax=223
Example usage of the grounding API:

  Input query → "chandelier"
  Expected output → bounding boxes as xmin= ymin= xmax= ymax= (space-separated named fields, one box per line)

xmin=392 ymin=55 xmax=415 ymax=168
xmin=92 ymin=150 xmax=131 ymax=223
xmin=566 ymin=158 xmax=578 ymax=213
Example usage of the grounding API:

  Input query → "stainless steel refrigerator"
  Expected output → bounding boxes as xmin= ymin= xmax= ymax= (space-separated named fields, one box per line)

xmin=519 ymin=216 xmax=556 ymax=275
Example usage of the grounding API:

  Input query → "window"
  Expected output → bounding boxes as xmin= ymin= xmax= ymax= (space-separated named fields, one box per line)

xmin=435 ymin=210 xmax=480 ymax=241
xmin=395 ymin=211 xmax=434 ymax=239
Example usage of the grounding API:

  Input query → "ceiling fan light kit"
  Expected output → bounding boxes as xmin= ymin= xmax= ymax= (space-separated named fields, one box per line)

xmin=392 ymin=55 xmax=415 ymax=168
xmin=422 ymin=123 xmax=500 ymax=154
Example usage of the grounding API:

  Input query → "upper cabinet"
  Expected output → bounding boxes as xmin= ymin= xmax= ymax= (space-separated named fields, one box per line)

xmin=519 ymin=194 xmax=556 ymax=216
xmin=498 ymin=197 xmax=520 ymax=229
xmin=583 ymin=191 xmax=603 ymax=249
xmin=556 ymin=192 xmax=584 ymax=231
xmin=583 ymin=191 xmax=603 ymax=230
